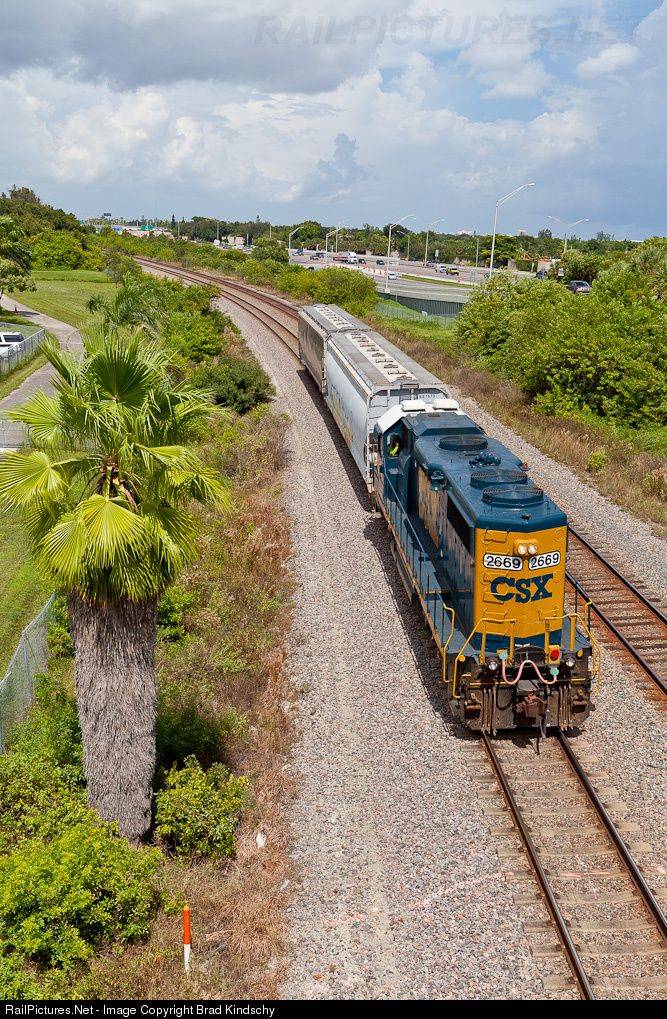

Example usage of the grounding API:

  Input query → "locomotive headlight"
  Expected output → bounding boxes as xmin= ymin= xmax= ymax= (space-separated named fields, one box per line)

xmin=485 ymin=657 xmax=500 ymax=672
xmin=517 ymin=543 xmax=528 ymax=556
xmin=528 ymin=543 xmax=538 ymax=555
xmin=564 ymin=655 xmax=576 ymax=669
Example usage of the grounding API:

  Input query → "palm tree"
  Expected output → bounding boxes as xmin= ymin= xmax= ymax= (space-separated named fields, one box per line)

xmin=0 ymin=330 xmax=229 ymax=841
xmin=87 ymin=271 xmax=165 ymax=337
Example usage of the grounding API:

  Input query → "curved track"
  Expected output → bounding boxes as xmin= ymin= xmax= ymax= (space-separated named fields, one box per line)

xmin=482 ymin=732 xmax=667 ymax=999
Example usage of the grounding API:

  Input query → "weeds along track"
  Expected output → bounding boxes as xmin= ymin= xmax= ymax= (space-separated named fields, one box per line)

xmin=480 ymin=732 xmax=667 ymax=999
xmin=566 ymin=527 xmax=667 ymax=705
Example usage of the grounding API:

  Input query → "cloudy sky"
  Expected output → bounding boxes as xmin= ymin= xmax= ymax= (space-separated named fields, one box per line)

xmin=0 ymin=1 xmax=664 ymax=237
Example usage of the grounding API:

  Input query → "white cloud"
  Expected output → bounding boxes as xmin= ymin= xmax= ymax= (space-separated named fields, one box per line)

xmin=577 ymin=42 xmax=639 ymax=78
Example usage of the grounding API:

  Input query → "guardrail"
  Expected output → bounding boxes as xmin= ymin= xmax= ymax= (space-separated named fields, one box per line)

xmin=0 ymin=596 xmax=55 ymax=751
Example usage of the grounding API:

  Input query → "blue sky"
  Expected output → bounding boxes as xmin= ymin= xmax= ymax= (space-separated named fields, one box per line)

xmin=0 ymin=1 xmax=664 ymax=238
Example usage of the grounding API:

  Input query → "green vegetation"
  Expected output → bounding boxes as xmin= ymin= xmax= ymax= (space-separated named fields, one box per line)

xmin=369 ymin=238 xmax=667 ymax=529
xmin=457 ymin=242 xmax=667 ymax=433
xmin=0 ymin=514 xmax=51 ymax=674
xmin=155 ymin=756 xmax=248 ymax=858
xmin=0 ymin=677 xmax=162 ymax=997
xmin=7 ymin=270 xmax=116 ymax=328
xmin=31 ymin=231 xmax=103 ymax=272
xmin=0 ymin=216 xmax=34 ymax=302
xmin=0 ymin=268 xmax=290 ymax=998
xmin=0 ymin=329 xmax=230 ymax=841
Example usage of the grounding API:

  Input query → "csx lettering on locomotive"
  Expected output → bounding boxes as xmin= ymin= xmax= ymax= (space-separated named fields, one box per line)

xmin=490 ymin=573 xmax=554 ymax=603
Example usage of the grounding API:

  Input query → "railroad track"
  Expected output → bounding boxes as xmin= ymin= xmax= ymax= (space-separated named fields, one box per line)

xmin=134 ymin=257 xmax=300 ymax=356
xmin=137 ymin=257 xmax=667 ymax=709
xmin=566 ymin=527 xmax=667 ymax=701
xmin=480 ymin=732 xmax=667 ymax=999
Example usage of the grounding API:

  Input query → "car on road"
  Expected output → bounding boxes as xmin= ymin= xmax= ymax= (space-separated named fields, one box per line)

xmin=358 ymin=258 xmax=366 ymax=265
xmin=387 ymin=272 xmax=398 ymax=280
xmin=535 ymin=268 xmax=548 ymax=279
xmin=309 ymin=254 xmax=320 ymax=260
xmin=295 ymin=248 xmax=304 ymax=256
xmin=376 ymin=258 xmax=385 ymax=265
xmin=567 ymin=279 xmax=592 ymax=294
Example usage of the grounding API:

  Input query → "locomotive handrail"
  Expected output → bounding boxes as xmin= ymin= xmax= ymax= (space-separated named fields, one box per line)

xmin=452 ymin=616 xmax=517 ymax=699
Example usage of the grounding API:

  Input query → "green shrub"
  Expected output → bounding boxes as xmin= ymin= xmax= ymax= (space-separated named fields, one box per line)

xmin=192 ymin=357 xmax=274 ymax=413
xmin=587 ymin=449 xmax=608 ymax=474
xmin=48 ymin=595 xmax=74 ymax=659
xmin=157 ymin=585 xmax=196 ymax=644
xmin=0 ymin=954 xmax=42 ymax=1001
xmin=0 ymin=821 xmax=162 ymax=968
xmin=155 ymin=755 xmax=248 ymax=857
xmin=155 ymin=697 xmax=245 ymax=773
xmin=166 ymin=312 xmax=226 ymax=361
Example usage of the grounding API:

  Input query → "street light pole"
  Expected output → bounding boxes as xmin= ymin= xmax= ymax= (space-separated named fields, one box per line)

xmin=288 ymin=224 xmax=306 ymax=260
xmin=489 ymin=183 xmax=536 ymax=278
xmin=547 ymin=215 xmax=590 ymax=254
xmin=385 ymin=214 xmax=415 ymax=293
xmin=424 ymin=218 xmax=445 ymax=266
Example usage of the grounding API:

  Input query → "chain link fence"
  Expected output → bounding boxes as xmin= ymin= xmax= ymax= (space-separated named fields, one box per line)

xmin=0 ymin=321 xmax=46 ymax=448
xmin=0 ymin=596 xmax=54 ymax=751
xmin=0 ymin=322 xmax=45 ymax=377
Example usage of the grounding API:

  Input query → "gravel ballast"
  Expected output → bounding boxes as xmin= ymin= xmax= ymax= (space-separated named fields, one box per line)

xmin=214 ymin=293 xmax=666 ymax=1000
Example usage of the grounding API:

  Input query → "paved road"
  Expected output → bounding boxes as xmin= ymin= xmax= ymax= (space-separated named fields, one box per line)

xmin=0 ymin=296 xmax=82 ymax=448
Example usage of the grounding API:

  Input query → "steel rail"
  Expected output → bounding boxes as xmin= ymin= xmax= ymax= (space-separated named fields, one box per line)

xmin=557 ymin=732 xmax=667 ymax=941
xmin=565 ymin=568 xmax=667 ymax=697
xmin=569 ymin=526 xmax=667 ymax=628
xmin=480 ymin=733 xmax=595 ymax=1000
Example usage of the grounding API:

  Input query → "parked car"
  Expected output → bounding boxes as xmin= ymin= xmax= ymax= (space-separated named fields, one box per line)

xmin=535 ymin=269 xmax=548 ymax=279
xmin=0 ymin=332 xmax=25 ymax=356
xmin=567 ymin=280 xmax=592 ymax=294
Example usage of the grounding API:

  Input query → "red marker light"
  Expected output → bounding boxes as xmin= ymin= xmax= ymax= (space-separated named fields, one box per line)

xmin=550 ymin=649 xmax=560 ymax=661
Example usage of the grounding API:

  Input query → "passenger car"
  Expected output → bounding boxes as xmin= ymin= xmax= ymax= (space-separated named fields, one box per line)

xmin=567 ymin=280 xmax=592 ymax=293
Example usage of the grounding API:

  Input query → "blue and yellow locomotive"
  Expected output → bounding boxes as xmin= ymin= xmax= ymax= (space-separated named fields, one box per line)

xmin=373 ymin=402 xmax=599 ymax=733
xmin=297 ymin=303 xmax=598 ymax=734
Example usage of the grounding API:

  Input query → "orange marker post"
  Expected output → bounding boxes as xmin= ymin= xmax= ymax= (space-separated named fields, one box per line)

xmin=183 ymin=904 xmax=191 ymax=973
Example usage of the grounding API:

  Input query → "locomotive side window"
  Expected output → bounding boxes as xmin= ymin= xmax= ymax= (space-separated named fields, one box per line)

xmin=387 ymin=432 xmax=401 ymax=457
xmin=446 ymin=497 xmax=472 ymax=553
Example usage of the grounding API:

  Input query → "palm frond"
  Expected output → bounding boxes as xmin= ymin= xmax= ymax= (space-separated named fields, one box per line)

xmin=0 ymin=450 xmax=65 ymax=507
xmin=77 ymin=495 xmax=148 ymax=567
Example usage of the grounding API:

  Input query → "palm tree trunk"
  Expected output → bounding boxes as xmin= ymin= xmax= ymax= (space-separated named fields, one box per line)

xmin=67 ymin=593 xmax=157 ymax=843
